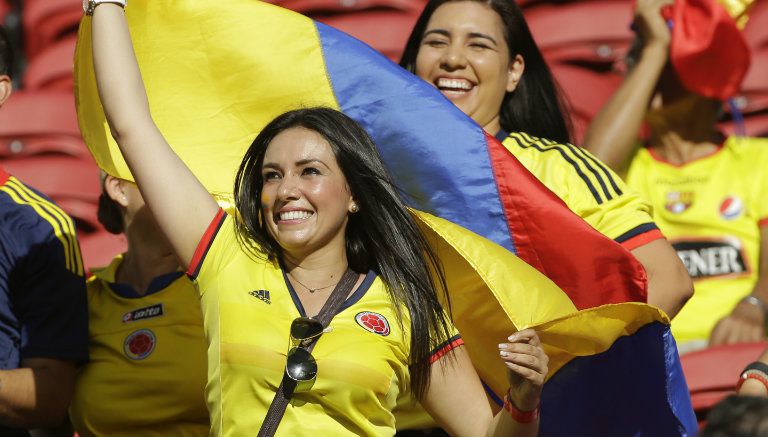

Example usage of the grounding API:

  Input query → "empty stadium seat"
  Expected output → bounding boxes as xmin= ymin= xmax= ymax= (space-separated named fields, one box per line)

xmin=23 ymin=35 xmax=76 ymax=91
xmin=681 ymin=342 xmax=768 ymax=424
xmin=23 ymin=0 xmax=81 ymax=60
xmin=0 ymin=91 xmax=89 ymax=159
xmin=0 ymin=154 xmax=100 ymax=203
xmin=80 ymin=230 xmax=127 ymax=271
xmin=273 ymin=0 xmax=423 ymax=15
xmin=525 ymin=0 xmax=634 ymax=67
xmin=744 ymin=0 xmax=768 ymax=49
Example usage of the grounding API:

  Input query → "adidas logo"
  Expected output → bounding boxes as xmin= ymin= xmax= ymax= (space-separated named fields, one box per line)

xmin=249 ymin=289 xmax=271 ymax=304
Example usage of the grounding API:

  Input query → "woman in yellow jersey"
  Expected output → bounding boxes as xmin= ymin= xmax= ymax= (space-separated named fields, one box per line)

xmin=88 ymin=3 xmax=549 ymax=436
xmin=583 ymin=0 xmax=768 ymax=349
xmin=399 ymin=0 xmax=693 ymax=320
xmin=68 ymin=176 xmax=209 ymax=436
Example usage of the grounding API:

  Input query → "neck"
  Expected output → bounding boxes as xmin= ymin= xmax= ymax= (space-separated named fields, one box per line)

xmin=648 ymin=104 xmax=721 ymax=165
xmin=282 ymin=245 xmax=350 ymax=292
xmin=117 ymin=225 xmax=179 ymax=296
xmin=483 ymin=115 xmax=502 ymax=137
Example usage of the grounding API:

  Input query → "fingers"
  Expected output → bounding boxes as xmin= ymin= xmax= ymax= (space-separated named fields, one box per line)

xmin=500 ymin=330 xmax=548 ymax=385
xmin=709 ymin=317 xmax=765 ymax=346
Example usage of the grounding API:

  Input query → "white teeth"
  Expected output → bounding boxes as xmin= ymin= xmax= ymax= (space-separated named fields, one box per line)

xmin=280 ymin=211 xmax=312 ymax=221
xmin=437 ymin=78 xmax=473 ymax=90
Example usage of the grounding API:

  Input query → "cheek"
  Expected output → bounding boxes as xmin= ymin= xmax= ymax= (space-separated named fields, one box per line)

xmin=414 ymin=50 xmax=437 ymax=80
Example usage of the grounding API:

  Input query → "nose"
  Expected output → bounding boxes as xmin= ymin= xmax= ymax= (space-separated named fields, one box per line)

xmin=439 ymin=42 xmax=467 ymax=71
xmin=277 ymin=174 xmax=301 ymax=201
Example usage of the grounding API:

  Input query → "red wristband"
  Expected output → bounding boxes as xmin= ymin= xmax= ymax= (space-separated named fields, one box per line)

xmin=737 ymin=370 xmax=768 ymax=393
xmin=503 ymin=394 xmax=540 ymax=423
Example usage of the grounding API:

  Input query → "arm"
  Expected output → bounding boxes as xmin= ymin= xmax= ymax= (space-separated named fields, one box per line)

xmin=631 ymin=239 xmax=693 ymax=319
xmin=581 ymin=0 xmax=672 ymax=173
xmin=91 ymin=4 xmax=218 ymax=266
xmin=0 ymin=359 xmax=75 ymax=428
xmin=422 ymin=329 xmax=547 ymax=437
xmin=710 ymin=226 xmax=768 ymax=345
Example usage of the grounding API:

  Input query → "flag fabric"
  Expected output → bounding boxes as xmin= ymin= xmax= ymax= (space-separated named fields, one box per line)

xmin=75 ymin=1 xmax=696 ymax=435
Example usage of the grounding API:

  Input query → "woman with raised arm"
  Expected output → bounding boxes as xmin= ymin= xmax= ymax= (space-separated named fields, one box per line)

xmin=88 ymin=2 xmax=548 ymax=436
xmin=68 ymin=175 xmax=209 ymax=436
xmin=583 ymin=0 xmax=768 ymax=350
xmin=400 ymin=0 xmax=693 ymax=320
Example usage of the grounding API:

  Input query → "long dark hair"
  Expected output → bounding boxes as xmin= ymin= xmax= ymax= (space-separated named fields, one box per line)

xmin=233 ymin=107 xmax=453 ymax=399
xmin=399 ymin=0 xmax=573 ymax=144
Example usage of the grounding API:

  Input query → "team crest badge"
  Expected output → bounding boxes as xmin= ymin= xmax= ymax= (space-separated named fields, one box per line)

xmin=124 ymin=329 xmax=156 ymax=360
xmin=719 ymin=196 xmax=743 ymax=220
xmin=355 ymin=312 xmax=390 ymax=336
xmin=665 ymin=191 xmax=693 ymax=214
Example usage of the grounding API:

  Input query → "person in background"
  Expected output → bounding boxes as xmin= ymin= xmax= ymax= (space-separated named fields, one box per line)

xmin=89 ymin=2 xmax=550 ymax=436
xmin=583 ymin=0 xmax=768 ymax=350
xmin=0 ymin=26 xmax=88 ymax=437
xmin=699 ymin=395 xmax=768 ymax=437
xmin=68 ymin=174 xmax=209 ymax=436
xmin=400 ymin=0 xmax=693 ymax=320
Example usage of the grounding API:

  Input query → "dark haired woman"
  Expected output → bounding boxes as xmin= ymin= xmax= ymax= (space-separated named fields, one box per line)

xmin=69 ymin=176 xmax=209 ymax=436
xmin=400 ymin=0 xmax=692 ymax=320
xmin=89 ymin=3 xmax=548 ymax=436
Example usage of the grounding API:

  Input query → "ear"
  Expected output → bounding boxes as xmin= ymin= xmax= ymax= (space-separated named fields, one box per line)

xmin=103 ymin=175 xmax=130 ymax=208
xmin=506 ymin=54 xmax=525 ymax=93
xmin=0 ymin=75 xmax=12 ymax=107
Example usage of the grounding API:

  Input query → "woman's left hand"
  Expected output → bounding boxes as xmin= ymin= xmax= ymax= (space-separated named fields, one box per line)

xmin=499 ymin=328 xmax=548 ymax=412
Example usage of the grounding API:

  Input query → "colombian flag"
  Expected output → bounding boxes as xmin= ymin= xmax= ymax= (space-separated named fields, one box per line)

xmin=75 ymin=1 xmax=696 ymax=435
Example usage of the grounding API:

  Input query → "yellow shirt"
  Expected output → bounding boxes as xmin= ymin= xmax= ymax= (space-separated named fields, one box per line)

xmin=626 ymin=136 xmax=768 ymax=343
xmin=188 ymin=211 xmax=460 ymax=436
xmin=500 ymin=131 xmax=661 ymax=248
xmin=70 ymin=255 xmax=209 ymax=437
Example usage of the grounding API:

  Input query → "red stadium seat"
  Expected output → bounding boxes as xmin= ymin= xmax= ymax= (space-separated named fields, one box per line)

xmin=738 ymin=47 xmax=768 ymax=113
xmin=681 ymin=342 xmax=768 ymax=424
xmin=80 ymin=230 xmax=127 ymax=271
xmin=23 ymin=0 xmax=82 ymax=60
xmin=23 ymin=36 xmax=76 ymax=91
xmin=0 ymin=91 xmax=89 ymax=159
xmin=0 ymin=154 xmax=100 ymax=203
xmin=270 ymin=0 xmax=425 ymax=61
xmin=549 ymin=64 xmax=623 ymax=143
xmin=744 ymin=0 xmax=768 ymax=49
xmin=525 ymin=0 xmax=634 ymax=67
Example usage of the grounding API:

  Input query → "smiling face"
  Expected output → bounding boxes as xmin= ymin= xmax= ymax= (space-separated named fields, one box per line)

xmin=260 ymin=127 xmax=356 ymax=261
xmin=414 ymin=1 xmax=523 ymax=134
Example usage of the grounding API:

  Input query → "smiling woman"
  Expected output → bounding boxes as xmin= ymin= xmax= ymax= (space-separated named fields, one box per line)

xmin=87 ymin=3 xmax=551 ymax=436
xmin=399 ymin=0 xmax=693 ymax=330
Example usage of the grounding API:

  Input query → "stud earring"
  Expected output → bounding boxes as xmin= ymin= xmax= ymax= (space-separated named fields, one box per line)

xmin=350 ymin=203 xmax=359 ymax=213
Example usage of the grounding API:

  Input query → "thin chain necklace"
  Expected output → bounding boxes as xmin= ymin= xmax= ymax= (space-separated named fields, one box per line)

xmin=287 ymin=271 xmax=342 ymax=294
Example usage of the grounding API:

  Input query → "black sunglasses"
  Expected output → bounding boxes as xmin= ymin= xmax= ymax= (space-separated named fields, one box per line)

xmin=285 ymin=317 xmax=325 ymax=391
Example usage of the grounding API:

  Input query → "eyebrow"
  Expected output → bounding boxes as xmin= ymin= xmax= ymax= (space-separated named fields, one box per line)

xmin=262 ymin=158 xmax=330 ymax=170
xmin=422 ymin=29 xmax=498 ymax=45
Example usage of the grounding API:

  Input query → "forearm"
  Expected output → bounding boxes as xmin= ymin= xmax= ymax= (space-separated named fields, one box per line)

xmin=484 ymin=408 xmax=538 ymax=437
xmin=582 ymin=43 xmax=668 ymax=173
xmin=0 ymin=363 xmax=73 ymax=428
xmin=631 ymin=239 xmax=693 ymax=319
xmin=91 ymin=5 xmax=219 ymax=266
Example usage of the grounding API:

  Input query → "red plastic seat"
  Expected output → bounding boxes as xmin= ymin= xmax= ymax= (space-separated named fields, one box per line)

xmin=0 ymin=91 xmax=89 ymax=159
xmin=80 ymin=229 xmax=127 ymax=271
xmin=0 ymin=154 xmax=101 ymax=203
xmin=272 ymin=0 xmax=423 ymax=14
xmin=743 ymin=0 xmax=768 ymax=49
xmin=23 ymin=0 xmax=82 ymax=60
xmin=680 ymin=342 xmax=768 ymax=424
xmin=318 ymin=10 xmax=421 ymax=61
xmin=23 ymin=36 xmax=76 ymax=91
xmin=525 ymin=0 xmax=634 ymax=66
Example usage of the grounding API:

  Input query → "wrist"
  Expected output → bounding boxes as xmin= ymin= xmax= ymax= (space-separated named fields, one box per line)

xmin=83 ymin=0 xmax=127 ymax=16
xmin=737 ymin=362 xmax=768 ymax=395
xmin=503 ymin=391 xmax=540 ymax=424
xmin=741 ymin=295 xmax=768 ymax=325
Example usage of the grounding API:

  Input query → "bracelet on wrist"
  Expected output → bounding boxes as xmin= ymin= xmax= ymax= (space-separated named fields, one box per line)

xmin=502 ymin=393 xmax=540 ymax=424
xmin=736 ymin=362 xmax=768 ymax=393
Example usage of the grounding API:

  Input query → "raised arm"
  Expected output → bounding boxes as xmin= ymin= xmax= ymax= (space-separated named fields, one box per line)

xmin=91 ymin=4 xmax=218 ymax=267
xmin=422 ymin=329 xmax=546 ymax=437
xmin=581 ymin=0 xmax=672 ymax=173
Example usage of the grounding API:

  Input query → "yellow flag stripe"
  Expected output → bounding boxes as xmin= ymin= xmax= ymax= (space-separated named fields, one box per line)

xmin=3 ymin=179 xmax=83 ymax=276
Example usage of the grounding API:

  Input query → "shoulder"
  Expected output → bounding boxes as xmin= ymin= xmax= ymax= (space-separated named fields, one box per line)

xmin=501 ymin=131 xmax=628 ymax=206
xmin=725 ymin=136 xmax=768 ymax=161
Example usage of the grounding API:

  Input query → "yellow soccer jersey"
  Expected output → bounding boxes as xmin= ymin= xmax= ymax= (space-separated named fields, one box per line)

xmin=70 ymin=255 xmax=209 ymax=437
xmin=626 ymin=136 xmax=768 ymax=343
xmin=187 ymin=210 xmax=462 ymax=437
xmin=499 ymin=131 xmax=662 ymax=249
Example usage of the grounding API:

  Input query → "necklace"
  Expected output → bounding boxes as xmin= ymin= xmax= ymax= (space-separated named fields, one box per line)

xmin=287 ymin=271 xmax=341 ymax=293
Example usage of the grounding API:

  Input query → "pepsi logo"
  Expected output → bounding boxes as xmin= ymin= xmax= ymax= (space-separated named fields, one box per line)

xmin=719 ymin=196 xmax=743 ymax=220
xmin=123 ymin=329 xmax=156 ymax=360
xmin=355 ymin=312 xmax=390 ymax=336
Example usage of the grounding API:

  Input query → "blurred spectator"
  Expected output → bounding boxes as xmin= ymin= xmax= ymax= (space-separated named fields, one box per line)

xmin=584 ymin=0 xmax=767 ymax=351
xmin=68 ymin=175 xmax=209 ymax=436
xmin=700 ymin=395 xmax=768 ymax=437
xmin=0 ymin=26 xmax=88 ymax=436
